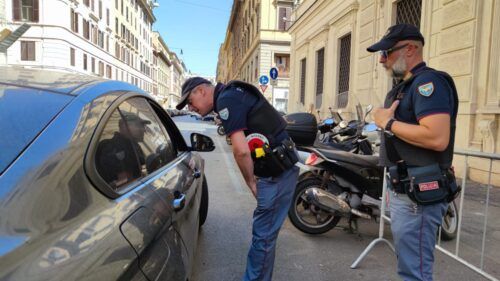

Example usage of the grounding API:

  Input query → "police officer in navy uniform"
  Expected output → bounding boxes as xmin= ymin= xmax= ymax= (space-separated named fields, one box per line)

xmin=368 ymin=24 xmax=459 ymax=281
xmin=176 ymin=77 xmax=299 ymax=281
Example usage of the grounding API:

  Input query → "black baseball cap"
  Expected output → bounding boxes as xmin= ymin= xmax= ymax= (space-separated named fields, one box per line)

xmin=367 ymin=23 xmax=425 ymax=52
xmin=176 ymin=77 xmax=212 ymax=110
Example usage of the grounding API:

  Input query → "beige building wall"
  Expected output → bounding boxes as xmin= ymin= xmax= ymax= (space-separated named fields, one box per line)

xmin=289 ymin=0 xmax=500 ymax=185
xmin=217 ymin=0 xmax=294 ymax=112
xmin=169 ymin=52 xmax=186 ymax=107
xmin=1 ymin=0 xmax=156 ymax=94
xmin=152 ymin=32 xmax=172 ymax=107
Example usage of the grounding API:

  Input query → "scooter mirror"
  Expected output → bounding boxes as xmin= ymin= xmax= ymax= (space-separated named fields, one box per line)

xmin=363 ymin=123 xmax=378 ymax=132
xmin=364 ymin=104 xmax=373 ymax=121
xmin=365 ymin=104 xmax=373 ymax=114
xmin=324 ymin=118 xmax=334 ymax=125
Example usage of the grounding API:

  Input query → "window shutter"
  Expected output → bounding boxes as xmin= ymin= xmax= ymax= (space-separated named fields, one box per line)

xmin=13 ymin=0 xmax=21 ymax=21
xmin=21 ymin=41 xmax=27 ymax=60
xmin=285 ymin=7 xmax=292 ymax=30
xmin=33 ymin=0 xmax=39 ymax=22
xmin=28 ymin=42 xmax=35 ymax=60
xmin=70 ymin=9 xmax=74 ymax=30
xmin=75 ymin=13 xmax=79 ymax=33
xmin=99 ymin=1 xmax=102 ymax=19
xmin=278 ymin=7 xmax=286 ymax=31
xmin=70 ymin=48 xmax=75 ymax=66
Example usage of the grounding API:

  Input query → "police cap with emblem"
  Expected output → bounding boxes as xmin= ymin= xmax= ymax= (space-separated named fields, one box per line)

xmin=176 ymin=77 xmax=212 ymax=110
xmin=367 ymin=23 xmax=425 ymax=52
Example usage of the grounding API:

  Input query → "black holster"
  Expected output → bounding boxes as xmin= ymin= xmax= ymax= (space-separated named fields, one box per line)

xmin=253 ymin=139 xmax=298 ymax=178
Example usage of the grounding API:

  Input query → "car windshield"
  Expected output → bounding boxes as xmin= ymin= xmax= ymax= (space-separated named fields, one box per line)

xmin=0 ymin=85 xmax=73 ymax=175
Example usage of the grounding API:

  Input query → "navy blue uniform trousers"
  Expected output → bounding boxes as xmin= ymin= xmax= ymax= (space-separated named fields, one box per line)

xmin=243 ymin=166 xmax=299 ymax=281
xmin=389 ymin=190 xmax=448 ymax=281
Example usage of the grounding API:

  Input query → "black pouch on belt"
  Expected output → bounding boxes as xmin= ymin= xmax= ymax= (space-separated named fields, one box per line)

xmin=387 ymin=165 xmax=405 ymax=193
xmin=253 ymin=145 xmax=286 ymax=178
xmin=282 ymin=139 xmax=299 ymax=166
xmin=405 ymin=163 xmax=449 ymax=205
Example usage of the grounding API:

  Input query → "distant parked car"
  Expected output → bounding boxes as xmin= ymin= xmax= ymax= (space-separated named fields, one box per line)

xmin=166 ymin=108 xmax=178 ymax=116
xmin=0 ymin=66 xmax=214 ymax=281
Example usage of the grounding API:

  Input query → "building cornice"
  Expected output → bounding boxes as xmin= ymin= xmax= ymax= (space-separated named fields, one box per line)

xmin=137 ymin=0 xmax=156 ymax=23
xmin=289 ymin=0 xmax=359 ymax=39
xmin=327 ymin=2 xmax=359 ymax=26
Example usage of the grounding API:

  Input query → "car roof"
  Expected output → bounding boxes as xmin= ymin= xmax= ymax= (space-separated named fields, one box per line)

xmin=0 ymin=66 xmax=104 ymax=95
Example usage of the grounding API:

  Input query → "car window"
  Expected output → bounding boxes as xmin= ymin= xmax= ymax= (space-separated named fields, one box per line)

xmin=120 ymin=98 xmax=176 ymax=175
xmin=0 ymin=86 xmax=73 ymax=175
xmin=94 ymin=97 xmax=176 ymax=190
xmin=95 ymin=109 xmax=142 ymax=189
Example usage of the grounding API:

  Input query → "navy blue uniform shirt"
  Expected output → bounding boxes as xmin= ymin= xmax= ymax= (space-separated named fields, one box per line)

xmin=213 ymin=83 xmax=289 ymax=144
xmin=214 ymin=83 xmax=258 ymax=136
xmin=395 ymin=62 xmax=453 ymax=124
xmin=379 ymin=62 xmax=455 ymax=167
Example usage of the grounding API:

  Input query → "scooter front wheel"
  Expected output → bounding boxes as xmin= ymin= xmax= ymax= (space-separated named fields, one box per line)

xmin=288 ymin=177 xmax=342 ymax=234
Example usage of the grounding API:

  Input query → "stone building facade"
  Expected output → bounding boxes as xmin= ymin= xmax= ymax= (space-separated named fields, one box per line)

xmin=217 ymin=0 xmax=294 ymax=113
xmin=288 ymin=0 xmax=499 ymax=185
xmin=1 ymin=0 xmax=157 ymax=95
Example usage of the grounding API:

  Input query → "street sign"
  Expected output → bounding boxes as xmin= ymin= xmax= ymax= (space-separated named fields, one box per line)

xmin=260 ymin=84 xmax=268 ymax=93
xmin=270 ymin=67 xmax=278 ymax=80
xmin=259 ymin=75 xmax=269 ymax=85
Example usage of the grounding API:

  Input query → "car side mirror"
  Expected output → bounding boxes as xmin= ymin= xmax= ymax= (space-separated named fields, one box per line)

xmin=190 ymin=133 xmax=215 ymax=152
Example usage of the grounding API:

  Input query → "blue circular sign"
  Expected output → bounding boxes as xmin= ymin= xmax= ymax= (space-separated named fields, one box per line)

xmin=270 ymin=67 xmax=278 ymax=80
xmin=259 ymin=75 xmax=269 ymax=85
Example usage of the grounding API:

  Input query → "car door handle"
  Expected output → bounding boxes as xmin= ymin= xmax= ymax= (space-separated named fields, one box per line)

xmin=173 ymin=193 xmax=186 ymax=212
xmin=193 ymin=168 xmax=201 ymax=179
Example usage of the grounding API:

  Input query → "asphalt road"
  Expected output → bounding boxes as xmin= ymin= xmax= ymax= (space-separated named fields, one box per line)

xmin=173 ymin=115 xmax=495 ymax=281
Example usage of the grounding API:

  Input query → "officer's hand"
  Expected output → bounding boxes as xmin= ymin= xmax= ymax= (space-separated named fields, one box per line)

xmin=373 ymin=100 xmax=400 ymax=129
xmin=248 ymin=181 xmax=257 ymax=199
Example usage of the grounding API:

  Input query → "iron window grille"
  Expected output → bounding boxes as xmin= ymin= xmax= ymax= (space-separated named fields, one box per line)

xmin=300 ymin=58 xmax=306 ymax=104
xmin=337 ymin=33 xmax=351 ymax=108
xmin=392 ymin=0 xmax=422 ymax=87
xmin=316 ymin=48 xmax=325 ymax=108
xmin=396 ymin=0 xmax=422 ymax=28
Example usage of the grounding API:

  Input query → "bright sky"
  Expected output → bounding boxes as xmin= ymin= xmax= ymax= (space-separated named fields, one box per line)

xmin=153 ymin=0 xmax=233 ymax=77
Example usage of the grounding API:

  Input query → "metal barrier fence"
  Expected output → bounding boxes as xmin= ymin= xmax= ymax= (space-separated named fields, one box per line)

xmin=351 ymin=148 xmax=500 ymax=281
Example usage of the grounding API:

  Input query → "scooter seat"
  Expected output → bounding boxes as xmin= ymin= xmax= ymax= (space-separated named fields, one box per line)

xmin=313 ymin=147 xmax=380 ymax=168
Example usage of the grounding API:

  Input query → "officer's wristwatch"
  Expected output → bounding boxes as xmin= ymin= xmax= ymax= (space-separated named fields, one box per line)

xmin=385 ymin=118 xmax=396 ymax=132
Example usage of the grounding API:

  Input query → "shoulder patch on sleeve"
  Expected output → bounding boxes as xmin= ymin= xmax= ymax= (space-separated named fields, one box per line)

xmin=418 ymin=82 xmax=434 ymax=97
xmin=219 ymin=108 xmax=229 ymax=120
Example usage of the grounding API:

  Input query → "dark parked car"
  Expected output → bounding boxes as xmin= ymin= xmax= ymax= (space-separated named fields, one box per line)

xmin=0 ymin=67 xmax=214 ymax=281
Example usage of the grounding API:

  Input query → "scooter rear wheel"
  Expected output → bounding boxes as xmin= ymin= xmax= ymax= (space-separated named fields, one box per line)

xmin=288 ymin=177 xmax=342 ymax=234
xmin=439 ymin=200 xmax=458 ymax=241
xmin=217 ymin=125 xmax=225 ymax=136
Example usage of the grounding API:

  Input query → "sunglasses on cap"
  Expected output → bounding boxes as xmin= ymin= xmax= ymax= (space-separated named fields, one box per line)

xmin=379 ymin=43 xmax=409 ymax=59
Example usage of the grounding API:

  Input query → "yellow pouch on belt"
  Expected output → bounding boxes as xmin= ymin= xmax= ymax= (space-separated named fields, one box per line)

xmin=254 ymin=147 xmax=265 ymax=158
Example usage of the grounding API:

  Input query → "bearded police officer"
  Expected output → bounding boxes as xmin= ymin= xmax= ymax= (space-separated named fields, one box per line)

xmin=176 ymin=77 xmax=299 ymax=281
xmin=368 ymin=24 xmax=459 ymax=280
